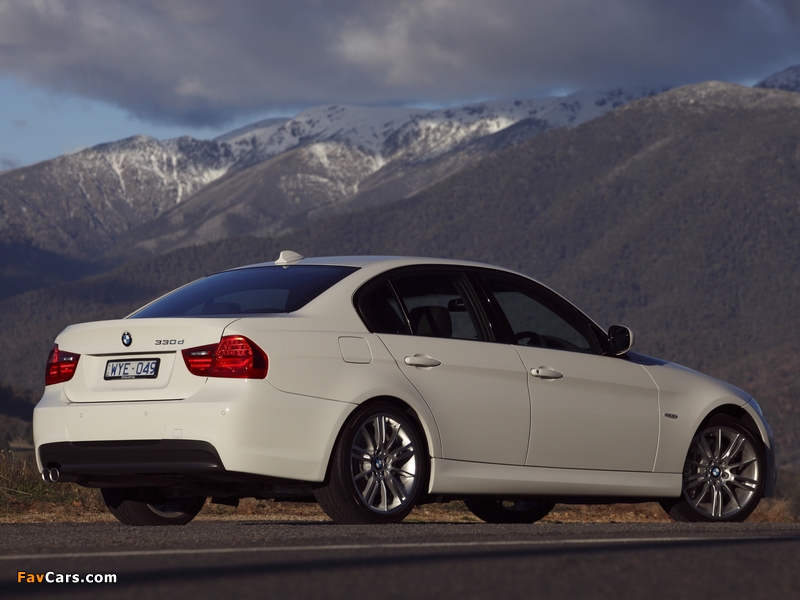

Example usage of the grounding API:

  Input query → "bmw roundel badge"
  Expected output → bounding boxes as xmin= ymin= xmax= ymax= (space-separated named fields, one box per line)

xmin=121 ymin=332 xmax=132 ymax=347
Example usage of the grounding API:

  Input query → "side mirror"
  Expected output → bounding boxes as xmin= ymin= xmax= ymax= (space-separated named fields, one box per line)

xmin=608 ymin=325 xmax=634 ymax=356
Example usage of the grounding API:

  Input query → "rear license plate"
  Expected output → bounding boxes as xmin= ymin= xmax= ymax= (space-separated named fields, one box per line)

xmin=104 ymin=358 xmax=160 ymax=380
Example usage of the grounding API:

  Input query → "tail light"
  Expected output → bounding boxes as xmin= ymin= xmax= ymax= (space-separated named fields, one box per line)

xmin=182 ymin=335 xmax=268 ymax=379
xmin=45 ymin=344 xmax=80 ymax=386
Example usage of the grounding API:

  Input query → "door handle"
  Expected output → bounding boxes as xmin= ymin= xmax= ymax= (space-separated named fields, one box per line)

xmin=404 ymin=354 xmax=442 ymax=368
xmin=531 ymin=366 xmax=563 ymax=379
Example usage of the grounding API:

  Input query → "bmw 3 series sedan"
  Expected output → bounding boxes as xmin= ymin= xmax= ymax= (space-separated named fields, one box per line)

xmin=34 ymin=251 xmax=776 ymax=525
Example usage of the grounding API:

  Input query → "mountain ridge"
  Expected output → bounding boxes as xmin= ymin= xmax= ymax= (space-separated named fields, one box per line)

xmin=0 ymin=86 xmax=669 ymax=272
xmin=109 ymin=87 xmax=670 ymax=257
xmin=757 ymin=64 xmax=800 ymax=93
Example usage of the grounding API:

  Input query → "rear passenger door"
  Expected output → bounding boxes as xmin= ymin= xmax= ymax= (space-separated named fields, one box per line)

xmin=356 ymin=267 xmax=531 ymax=466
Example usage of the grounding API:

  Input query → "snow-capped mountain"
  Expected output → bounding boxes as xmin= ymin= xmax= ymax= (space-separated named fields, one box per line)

xmin=756 ymin=64 xmax=800 ymax=93
xmin=106 ymin=86 xmax=670 ymax=258
xmin=0 ymin=86 xmax=669 ymax=262
xmin=222 ymin=87 xmax=669 ymax=168
xmin=0 ymin=135 xmax=243 ymax=259
xmin=213 ymin=117 xmax=290 ymax=143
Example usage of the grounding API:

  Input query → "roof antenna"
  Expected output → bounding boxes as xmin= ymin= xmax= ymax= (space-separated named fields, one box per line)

xmin=275 ymin=250 xmax=304 ymax=265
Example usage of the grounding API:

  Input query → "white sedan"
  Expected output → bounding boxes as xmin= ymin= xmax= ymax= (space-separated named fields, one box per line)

xmin=34 ymin=252 xmax=776 ymax=525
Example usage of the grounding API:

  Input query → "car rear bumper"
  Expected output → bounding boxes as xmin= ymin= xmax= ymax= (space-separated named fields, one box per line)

xmin=34 ymin=378 xmax=357 ymax=485
xmin=36 ymin=438 xmax=318 ymax=499
xmin=38 ymin=439 xmax=224 ymax=481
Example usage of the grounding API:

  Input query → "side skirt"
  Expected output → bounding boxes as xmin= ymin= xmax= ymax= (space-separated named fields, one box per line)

xmin=429 ymin=458 xmax=681 ymax=498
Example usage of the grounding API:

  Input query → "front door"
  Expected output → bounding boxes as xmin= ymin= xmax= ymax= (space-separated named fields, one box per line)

xmin=477 ymin=271 xmax=660 ymax=472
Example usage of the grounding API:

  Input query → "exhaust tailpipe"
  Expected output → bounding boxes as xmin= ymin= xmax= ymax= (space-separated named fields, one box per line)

xmin=40 ymin=468 xmax=60 ymax=483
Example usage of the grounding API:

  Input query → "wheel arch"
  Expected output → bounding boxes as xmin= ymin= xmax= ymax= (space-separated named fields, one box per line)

xmin=681 ymin=402 xmax=776 ymax=498
xmin=703 ymin=402 xmax=776 ymax=497
xmin=318 ymin=394 xmax=437 ymax=488
xmin=655 ymin=393 xmax=768 ymax=475
xmin=700 ymin=404 xmax=759 ymax=437
xmin=313 ymin=395 xmax=434 ymax=522
xmin=661 ymin=408 xmax=771 ymax=521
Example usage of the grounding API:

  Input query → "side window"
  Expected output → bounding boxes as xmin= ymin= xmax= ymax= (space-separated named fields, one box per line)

xmin=480 ymin=273 xmax=594 ymax=353
xmin=357 ymin=280 xmax=410 ymax=335
xmin=391 ymin=271 xmax=485 ymax=341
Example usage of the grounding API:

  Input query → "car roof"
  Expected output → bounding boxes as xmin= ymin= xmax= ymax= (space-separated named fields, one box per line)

xmin=233 ymin=252 xmax=519 ymax=273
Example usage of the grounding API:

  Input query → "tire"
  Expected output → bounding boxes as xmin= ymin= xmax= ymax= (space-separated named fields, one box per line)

xmin=101 ymin=487 xmax=205 ymax=526
xmin=464 ymin=498 xmax=555 ymax=523
xmin=661 ymin=414 xmax=765 ymax=523
xmin=314 ymin=401 xmax=428 ymax=524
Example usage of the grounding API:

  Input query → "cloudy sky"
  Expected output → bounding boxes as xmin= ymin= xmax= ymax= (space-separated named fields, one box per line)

xmin=1 ymin=0 xmax=799 ymax=169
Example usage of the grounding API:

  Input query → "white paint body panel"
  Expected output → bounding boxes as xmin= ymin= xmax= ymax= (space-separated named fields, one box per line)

xmin=515 ymin=347 xmax=660 ymax=472
xmin=378 ymin=334 xmax=530 ymax=465
xmin=640 ymin=360 xmax=755 ymax=472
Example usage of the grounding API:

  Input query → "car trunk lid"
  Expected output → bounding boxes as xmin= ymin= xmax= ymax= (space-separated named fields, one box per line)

xmin=54 ymin=318 xmax=240 ymax=403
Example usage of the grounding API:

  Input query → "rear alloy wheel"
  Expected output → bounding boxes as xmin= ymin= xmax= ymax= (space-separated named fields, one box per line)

xmin=101 ymin=487 xmax=205 ymax=526
xmin=464 ymin=498 xmax=555 ymax=523
xmin=314 ymin=401 xmax=428 ymax=524
xmin=662 ymin=414 xmax=765 ymax=522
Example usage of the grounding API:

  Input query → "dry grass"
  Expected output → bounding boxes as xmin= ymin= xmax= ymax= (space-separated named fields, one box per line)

xmin=745 ymin=497 xmax=795 ymax=523
xmin=2 ymin=496 xmax=795 ymax=525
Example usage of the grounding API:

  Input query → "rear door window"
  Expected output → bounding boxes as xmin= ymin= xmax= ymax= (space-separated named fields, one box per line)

xmin=357 ymin=268 xmax=487 ymax=341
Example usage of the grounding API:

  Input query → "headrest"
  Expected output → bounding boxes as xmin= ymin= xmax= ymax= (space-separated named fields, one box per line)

xmin=409 ymin=306 xmax=452 ymax=338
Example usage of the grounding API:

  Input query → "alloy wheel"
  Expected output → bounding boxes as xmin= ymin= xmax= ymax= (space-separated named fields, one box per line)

xmin=681 ymin=423 xmax=761 ymax=519
xmin=350 ymin=413 xmax=420 ymax=515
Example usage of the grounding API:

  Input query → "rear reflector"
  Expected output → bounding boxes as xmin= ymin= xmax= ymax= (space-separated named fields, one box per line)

xmin=45 ymin=344 xmax=80 ymax=386
xmin=182 ymin=335 xmax=268 ymax=379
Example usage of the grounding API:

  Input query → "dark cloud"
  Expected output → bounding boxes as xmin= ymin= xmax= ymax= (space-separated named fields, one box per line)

xmin=0 ymin=0 xmax=798 ymax=127
xmin=12 ymin=118 xmax=28 ymax=128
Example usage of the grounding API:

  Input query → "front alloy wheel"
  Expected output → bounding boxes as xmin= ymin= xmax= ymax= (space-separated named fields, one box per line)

xmin=662 ymin=414 xmax=765 ymax=522
xmin=314 ymin=401 xmax=427 ymax=524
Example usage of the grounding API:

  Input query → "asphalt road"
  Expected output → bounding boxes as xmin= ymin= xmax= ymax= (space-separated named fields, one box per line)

xmin=1 ymin=521 xmax=799 ymax=599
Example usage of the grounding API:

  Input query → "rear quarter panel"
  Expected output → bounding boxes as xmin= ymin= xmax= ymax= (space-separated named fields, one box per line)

xmin=222 ymin=321 xmax=444 ymax=460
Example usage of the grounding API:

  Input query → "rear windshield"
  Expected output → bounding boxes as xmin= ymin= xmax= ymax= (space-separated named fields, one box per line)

xmin=131 ymin=265 xmax=358 ymax=318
